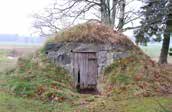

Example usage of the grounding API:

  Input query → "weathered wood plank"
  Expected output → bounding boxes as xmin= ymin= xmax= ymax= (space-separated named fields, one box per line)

xmin=88 ymin=53 xmax=97 ymax=87
xmin=72 ymin=52 xmax=98 ymax=89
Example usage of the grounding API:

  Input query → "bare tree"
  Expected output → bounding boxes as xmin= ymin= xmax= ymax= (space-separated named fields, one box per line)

xmin=33 ymin=0 xmax=142 ymax=36
xmin=117 ymin=0 xmax=126 ymax=29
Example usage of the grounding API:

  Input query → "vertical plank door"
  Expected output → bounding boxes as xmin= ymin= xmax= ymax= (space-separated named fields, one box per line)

xmin=88 ymin=53 xmax=98 ymax=88
xmin=72 ymin=52 xmax=98 ymax=89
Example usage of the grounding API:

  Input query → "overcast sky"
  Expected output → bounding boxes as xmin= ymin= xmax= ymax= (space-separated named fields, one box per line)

xmin=0 ymin=0 xmax=51 ymax=36
xmin=0 ymin=0 xmax=142 ymax=37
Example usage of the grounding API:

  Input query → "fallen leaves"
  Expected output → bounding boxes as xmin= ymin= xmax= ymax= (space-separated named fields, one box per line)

xmin=134 ymin=74 xmax=143 ymax=81
xmin=102 ymin=51 xmax=172 ymax=99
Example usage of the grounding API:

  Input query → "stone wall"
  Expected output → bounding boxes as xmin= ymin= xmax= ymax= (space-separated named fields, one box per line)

xmin=45 ymin=42 xmax=130 ymax=75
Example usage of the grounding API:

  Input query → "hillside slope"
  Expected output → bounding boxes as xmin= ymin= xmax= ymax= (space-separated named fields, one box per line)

xmin=0 ymin=21 xmax=172 ymax=111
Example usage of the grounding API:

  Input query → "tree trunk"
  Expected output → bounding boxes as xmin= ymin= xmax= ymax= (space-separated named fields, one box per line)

xmin=100 ymin=0 xmax=126 ymax=29
xmin=100 ymin=0 xmax=111 ymax=26
xmin=118 ymin=0 xmax=126 ymax=30
xmin=159 ymin=0 xmax=172 ymax=64
xmin=159 ymin=31 xmax=170 ymax=64
xmin=111 ymin=0 xmax=118 ymax=27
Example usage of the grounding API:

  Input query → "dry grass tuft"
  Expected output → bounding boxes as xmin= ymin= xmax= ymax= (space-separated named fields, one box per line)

xmin=102 ymin=50 xmax=172 ymax=98
xmin=50 ymin=21 xmax=134 ymax=47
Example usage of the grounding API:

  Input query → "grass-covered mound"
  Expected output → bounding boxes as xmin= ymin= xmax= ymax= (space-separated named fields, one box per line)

xmin=102 ymin=49 xmax=172 ymax=99
xmin=3 ymin=50 xmax=79 ymax=102
xmin=0 ymin=24 xmax=171 ymax=111
xmin=45 ymin=21 xmax=172 ymax=99
xmin=48 ymin=20 xmax=134 ymax=48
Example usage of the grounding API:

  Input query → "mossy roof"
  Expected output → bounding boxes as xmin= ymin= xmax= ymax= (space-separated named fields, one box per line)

xmin=50 ymin=21 xmax=135 ymax=47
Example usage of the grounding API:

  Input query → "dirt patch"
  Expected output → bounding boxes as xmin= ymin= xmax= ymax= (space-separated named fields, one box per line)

xmin=79 ymin=88 xmax=101 ymax=95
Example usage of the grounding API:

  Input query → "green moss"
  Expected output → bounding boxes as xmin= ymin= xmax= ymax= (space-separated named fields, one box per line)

xmin=104 ymin=54 xmax=142 ymax=85
xmin=2 ymin=50 xmax=78 ymax=102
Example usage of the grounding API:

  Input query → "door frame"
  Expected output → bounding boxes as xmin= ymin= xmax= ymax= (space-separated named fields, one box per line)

xmin=72 ymin=51 xmax=98 ymax=89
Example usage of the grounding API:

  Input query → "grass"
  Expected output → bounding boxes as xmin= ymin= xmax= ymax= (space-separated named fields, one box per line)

xmin=140 ymin=44 xmax=162 ymax=58
xmin=102 ymin=49 xmax=172 ymax=98
xmin=0 ymin=48 xmax=81 ymax=112
xmin=0 ymin=91 xmax=171 ymax=112
xmin=0 ymin=50 xmax=10 ymax=61
xmin=0 ymin=92 xmax=84 ymax=112
xmin=0 ymin=49 xmax=17 ymax=72
xmin=0 ymin=92 xmax=54 ymax=112
xmin=47 ymin=21 xmax=134 ymax=49
xmin=0 ymin=44 xmax=172 ymax=112
xmin=87 ymin=96 xmax=172 ymax=112
xmin=1 ymin=50 xmax=78 ymax=102
xmin=140 ymin=43 xmax=172 ymax=63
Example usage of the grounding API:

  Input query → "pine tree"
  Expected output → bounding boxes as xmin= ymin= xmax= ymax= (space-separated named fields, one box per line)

xmin=159 ymin=0 xmax=172 ymax=64
xmin=135 ymin=0 xmax=172 ymax=64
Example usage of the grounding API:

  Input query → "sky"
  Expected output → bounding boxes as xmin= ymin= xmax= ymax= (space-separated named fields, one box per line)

xmin=0 ymin=0 xmax=51 ymax=36
xmin=0 ymin=0 xmax=142 ymax=37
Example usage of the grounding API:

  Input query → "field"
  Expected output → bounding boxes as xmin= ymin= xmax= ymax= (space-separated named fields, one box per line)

xmin=0 ymin=44 xmax=41 ymax=72
xmin=140 ymin=43 xmax=172 ymax=63
xmin=0 ymin=44 xmax=171 ymax=112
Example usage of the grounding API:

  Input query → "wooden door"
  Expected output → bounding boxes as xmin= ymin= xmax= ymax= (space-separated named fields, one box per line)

xmin=87 ymin=53 xmax=98 ymax=88
xmin=72 ymin=52 xmax=98 ymax=89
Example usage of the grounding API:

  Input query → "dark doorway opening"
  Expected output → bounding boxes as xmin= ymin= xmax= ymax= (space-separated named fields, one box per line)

xmin=76 ymin=70 xmax=80 ymax=90
xmin=79 ymin=88 xmax=100 ymax=95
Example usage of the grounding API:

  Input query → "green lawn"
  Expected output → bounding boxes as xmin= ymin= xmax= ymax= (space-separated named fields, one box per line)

xmin=140 ymin=44 xmax=172 ymax=63
xmin=88 ymin=96 xmax=172 ymax=112
xmin=140 ymin=44 xmax=162 ymax=58
xmin=0 ymin=49 xmax=17 ymax=73
xmin=0 ymin=91 xmax=171 ymax=112
xmin=0 ymin=93 xmax=55 ymax=112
